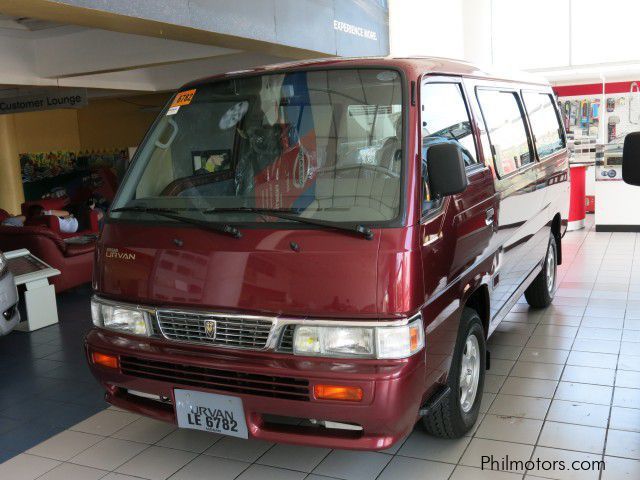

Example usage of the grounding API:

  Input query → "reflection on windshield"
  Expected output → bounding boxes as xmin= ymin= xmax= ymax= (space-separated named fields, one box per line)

xmin=112 ymin=69 xmax=404 ymax=225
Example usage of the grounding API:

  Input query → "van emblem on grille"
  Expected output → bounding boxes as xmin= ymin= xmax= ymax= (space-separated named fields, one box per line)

xmin=204 ymin=320 xmax=216 ymax=339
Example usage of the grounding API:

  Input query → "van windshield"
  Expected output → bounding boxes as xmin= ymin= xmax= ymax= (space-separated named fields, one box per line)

xmin=111 ymin=68 xmax=404 ymax=226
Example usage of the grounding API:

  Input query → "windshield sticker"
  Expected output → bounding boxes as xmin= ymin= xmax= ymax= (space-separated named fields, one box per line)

xmin=172 ymin=89 xmax=196 ymax=107
xmin=167 ymin=88 xmax=196 ymax=115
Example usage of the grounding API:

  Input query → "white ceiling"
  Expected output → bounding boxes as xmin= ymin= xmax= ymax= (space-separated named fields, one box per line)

xmin=0 ymin=20 xmax=286 ymax=96
xmin=0 ymin=14 xmax=66 ymax=31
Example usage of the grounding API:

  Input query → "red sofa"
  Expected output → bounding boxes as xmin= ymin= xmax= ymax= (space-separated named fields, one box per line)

xmin=0 ymin=214 xmax=95 ymax=293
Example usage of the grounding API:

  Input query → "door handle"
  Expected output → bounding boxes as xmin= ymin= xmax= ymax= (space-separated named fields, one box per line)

xmin=485 ymin=208 xmax=495 ymax=225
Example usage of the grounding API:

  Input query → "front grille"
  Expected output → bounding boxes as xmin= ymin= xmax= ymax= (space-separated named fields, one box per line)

xmin=120 ymin=356 xmax=310 ymax=401
xmin=278 ymin=325 xmax=295 ymax=353
xmin=156 ymin=311 xmax=273 ymax=349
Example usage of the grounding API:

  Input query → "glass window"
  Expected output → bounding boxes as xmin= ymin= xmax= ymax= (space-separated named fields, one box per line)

xmin=112 ymin=69 xmax=404 ymax=225
xmin=523 ymin=92 xmax=565 ymax=158
xmin=421 ymin=82 xmax=476 ymax=214
xmin=477 ymin=89 xmax=532 ymax=177
xmin=421 ymin=83 xmax=477 ymax=166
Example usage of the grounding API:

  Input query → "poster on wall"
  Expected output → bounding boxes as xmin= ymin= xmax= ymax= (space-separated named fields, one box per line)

xmin=19 ymin=149 xmax=129 ymax=201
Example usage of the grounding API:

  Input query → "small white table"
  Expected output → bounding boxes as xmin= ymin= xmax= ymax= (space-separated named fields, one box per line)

xmin=4 ymin=249 xmax=61 ymax=331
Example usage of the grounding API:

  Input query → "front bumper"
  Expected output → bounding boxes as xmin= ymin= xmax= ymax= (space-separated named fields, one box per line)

xmin=85 ymin=328 xmax=426 ymax=450
xmin=0 ymin=273 xmax=19 ymax=336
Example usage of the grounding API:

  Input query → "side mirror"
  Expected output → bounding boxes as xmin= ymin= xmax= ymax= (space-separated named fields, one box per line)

xmin=623 ymin=132 xmax=640 ymax=186
xmin=426 ymin=142 xmax=469 ymax=197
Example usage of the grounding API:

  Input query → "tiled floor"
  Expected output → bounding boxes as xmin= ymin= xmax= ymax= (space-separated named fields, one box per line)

xmin=0 ymin=286 xmax=108 ymax=462
xmin=2 ymin=216 xmax=640 ymax=479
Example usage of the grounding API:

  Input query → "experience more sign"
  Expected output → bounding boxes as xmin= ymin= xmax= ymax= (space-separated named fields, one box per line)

xmin=333 ymin=20 xmax=378 ymax=41
xmin=0 ymin=89 xmax=88 ymax=115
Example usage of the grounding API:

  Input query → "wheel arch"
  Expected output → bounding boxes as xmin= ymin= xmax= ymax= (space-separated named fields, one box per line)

xmin=464 ymin=284 xmax=490 ymax=339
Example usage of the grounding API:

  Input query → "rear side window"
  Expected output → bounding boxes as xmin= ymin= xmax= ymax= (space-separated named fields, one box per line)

xmin=523 ymin=92 xmax=565 ymax=158
xmin=477 ymin=89 xmax=532 ymax=177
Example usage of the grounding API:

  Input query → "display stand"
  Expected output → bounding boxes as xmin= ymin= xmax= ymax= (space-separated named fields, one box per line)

xmin=566 ymin=135 xmax=597 ymax=231
xmin=558 ymin=80 xmax=640 ymax=232
xmin=568 ymin=164 xmax=588 ymax=231
xmin=593 ymin=139 xmax=640 ymax=230
xmin=4 ymin=249 xmax=60 ymax=331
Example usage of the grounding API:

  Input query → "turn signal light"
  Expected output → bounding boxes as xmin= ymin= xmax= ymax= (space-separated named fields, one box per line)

xmin=314 ymin=384 xmax=363 ymax=402
xmin=92 ymin=351 xmax=119 ymax=369
xmin=409 ymin=324 xmax=421 ymax=351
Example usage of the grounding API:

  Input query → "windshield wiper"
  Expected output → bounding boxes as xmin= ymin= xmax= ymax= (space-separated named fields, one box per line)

xmin=110 ymin=206 xmax=242 ymax=239
xmin=203 ymin=207 xmax=374 ymax=240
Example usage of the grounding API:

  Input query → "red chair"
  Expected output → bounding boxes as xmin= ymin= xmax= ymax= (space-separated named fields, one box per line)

xmin=0 ymin=225 xmax=95 ymax=293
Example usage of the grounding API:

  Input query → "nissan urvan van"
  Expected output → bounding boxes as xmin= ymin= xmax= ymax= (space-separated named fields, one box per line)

xmin=86 ymin=57 xmax=569 ymax=450
xmin=0 ymin=251 xmax=20 ymax=336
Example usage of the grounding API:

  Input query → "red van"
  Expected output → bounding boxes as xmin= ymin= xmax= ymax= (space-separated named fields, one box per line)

xmin=86 ymin=57 xmax=569 ymax=451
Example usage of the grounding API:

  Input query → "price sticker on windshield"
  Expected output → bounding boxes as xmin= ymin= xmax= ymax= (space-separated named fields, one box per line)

xmin=167 ymin=89 xmax=196 ymax=115
xmin=172 ymin=89 xmax=196 ymax=106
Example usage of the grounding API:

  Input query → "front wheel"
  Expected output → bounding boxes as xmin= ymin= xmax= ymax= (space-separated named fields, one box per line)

xmin=524 ymin=234 xmax=558 ymax=308
xmin=423 ymin=308 xmax=485 ymax=438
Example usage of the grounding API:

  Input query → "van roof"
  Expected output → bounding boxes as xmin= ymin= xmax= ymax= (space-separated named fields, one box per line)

xmin=182 ymin=56 xmax=550 ymax=89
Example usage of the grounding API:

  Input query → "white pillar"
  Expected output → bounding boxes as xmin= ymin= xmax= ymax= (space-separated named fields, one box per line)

xmin=462 ymin=0 xmax=493 ymax=65
xmin=389 ymin=0 xmax=465 ymax=59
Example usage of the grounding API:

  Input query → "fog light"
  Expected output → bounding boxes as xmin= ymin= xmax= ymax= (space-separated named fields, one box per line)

xmin=314 ymin=384 xmax=363 ymax=402
xmin=92 ymin=351 xmax=119 ymax=369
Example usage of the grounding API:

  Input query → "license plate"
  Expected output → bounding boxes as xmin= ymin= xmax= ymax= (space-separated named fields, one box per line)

xmin=174 ymin=389 xmax=248 ymax=439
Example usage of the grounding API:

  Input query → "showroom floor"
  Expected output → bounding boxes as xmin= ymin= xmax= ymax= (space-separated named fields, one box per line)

xmin=2 ymin=216 xmax=640 ymax=480
xmin=0 ymin=285 xmax=108 ymax=463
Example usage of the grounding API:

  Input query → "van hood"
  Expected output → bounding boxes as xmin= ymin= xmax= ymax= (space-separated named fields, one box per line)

xmin=96 ymin=223 xmax=384 ymax=318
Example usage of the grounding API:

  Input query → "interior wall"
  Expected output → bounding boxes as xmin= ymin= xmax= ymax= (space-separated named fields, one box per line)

xmin=0 ymin=93 xmax=170 ymax=213
xmin=13 ymin=109 xmax=81 ymax=152
xmin=462 ymin=0 xmax=492 ymax=66
xmin=77 ymin=93 xmax=169 ymax=150
xmin=491 ymin=0 xmax=570 ymax=70
xmin=571 ymin=0 xmax=640 ymax=66
xmin=391 ymin=0 xmax=640 ymax=77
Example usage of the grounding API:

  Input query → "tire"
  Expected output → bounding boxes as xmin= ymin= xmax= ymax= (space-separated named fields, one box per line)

xmin=423 ymin=308 xmax=486 ymax=438
xmin=524 ymin=233 xmax=558 ymax=308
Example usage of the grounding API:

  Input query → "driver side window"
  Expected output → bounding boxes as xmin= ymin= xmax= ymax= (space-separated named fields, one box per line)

xmin=421 ymin=82 xmax=477 ymax=214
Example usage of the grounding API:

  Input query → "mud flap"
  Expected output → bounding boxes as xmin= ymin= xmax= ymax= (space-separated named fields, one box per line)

xmin=419 ymin=386 xmax=451 ymax=417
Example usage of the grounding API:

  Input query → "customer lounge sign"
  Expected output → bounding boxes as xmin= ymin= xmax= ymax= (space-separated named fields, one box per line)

xmin=0 ymin=88 xmax=87 ymax=115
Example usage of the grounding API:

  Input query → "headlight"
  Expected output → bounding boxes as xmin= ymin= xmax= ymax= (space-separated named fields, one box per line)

xmin=0 ymin=253 xmax=7 ymax=277
xmin=91 ymin=297 xmax=150 ymax=336
xmin=294 ymin=326 xmax=374 ymax=357
xmin=293 ymin=316 xmax=424 ymax=359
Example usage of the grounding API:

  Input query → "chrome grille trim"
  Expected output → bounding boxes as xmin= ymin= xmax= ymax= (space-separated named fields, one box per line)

xmin=92 ymin=295 xmax=420 ymax=353
xmin=156 ymin=311 xmax=273 ymax=349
